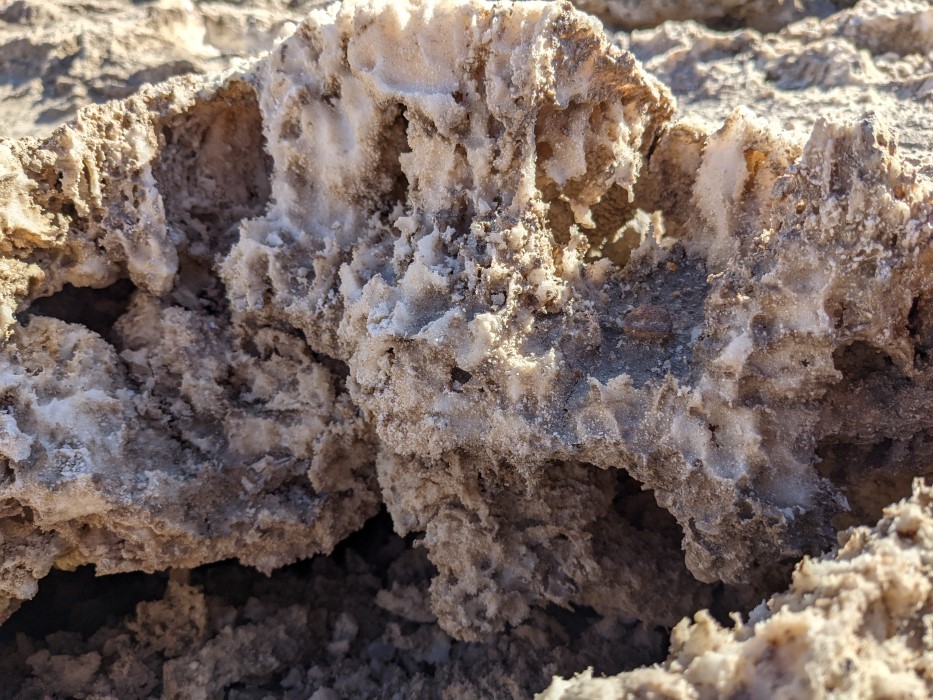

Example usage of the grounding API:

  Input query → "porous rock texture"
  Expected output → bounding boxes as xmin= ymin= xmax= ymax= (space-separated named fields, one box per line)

xmin=541 ymin=480 xmax=933 ymax=699
xmin=0 ymin=0 xmax=709 ymax=636
xmin=1 ymin=0 xmax=933 ymax=696
xmin=217 ymin=0 xmax=933 ymax=641
xmin=0 ymin=47 xmax=381 ymax=623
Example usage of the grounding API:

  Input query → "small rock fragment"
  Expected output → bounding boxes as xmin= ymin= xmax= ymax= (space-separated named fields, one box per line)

xmin=622 ymin=304 xmax=673 ymax=342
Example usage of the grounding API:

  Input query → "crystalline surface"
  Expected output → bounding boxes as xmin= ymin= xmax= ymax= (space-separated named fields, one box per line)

xmin=1 ymin=1 xmax=933 ymax=695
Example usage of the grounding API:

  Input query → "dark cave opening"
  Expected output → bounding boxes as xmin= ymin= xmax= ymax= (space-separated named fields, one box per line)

xmin=814 ymin=339 xmax=933 ymax=530
xmin=0 ymin=509 xmax=403 ymax=647
xmin=0 ymin=505 xmax=669 ymax=697
xmin=21 ymin=278 xmax=137 ymax=342
xmin=0 ymin=567 xmax=168 ymax=644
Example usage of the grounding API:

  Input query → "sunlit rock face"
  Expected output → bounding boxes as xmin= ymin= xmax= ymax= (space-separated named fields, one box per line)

xmin=1 ymin=0 xmax=933 ymax=653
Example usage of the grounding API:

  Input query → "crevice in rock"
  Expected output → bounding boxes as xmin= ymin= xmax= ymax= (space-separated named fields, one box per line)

xmin=814 ymin=340 xmax=933 ymax=530
xmin=0 ymin=507 xmax=668 ymax=698
xmin=609 ymin=469 xmax=683 ymax=544
xmin=167 ymin=253 xmax=228 ymax=316
xmin=297 ymin=333 xmax=351 ymax=394
xmin=816 ymin=433 xmax=933 ymax=531
xmin=147 ymin=81 xmax=274 ymax=330
xmin=375 ymin=107 xmax=411 ymax=216
xmin=21 ymin=278 xmax=137 ymax=343
xmin=831 ymin=339 xmax=899 ymax=381
xmin=543 ymin=186 xmax=649 ymax=268
xmin=908 ymin=293 xmax=933 ymax=368
xmin=449 ymin=366 xmax=472 ymax=392
xmin=581 ymin=467 xmax=718 ymax=626
xmin=153 ymin=79 xmax=272 ymax=262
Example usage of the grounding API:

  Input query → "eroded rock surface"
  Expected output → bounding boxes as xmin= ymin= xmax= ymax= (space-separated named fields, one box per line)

xmin=1 ymin=0 xmax=933 ymax=678
xmin=0 ymin=71 xmax=379 ymax=622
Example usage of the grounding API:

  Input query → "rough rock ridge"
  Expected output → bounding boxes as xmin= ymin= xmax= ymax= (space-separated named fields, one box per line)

xmin=0 ymin=57 xmax=380 ymax=624
xmin=1 ymin=0 xmax=933 ymax=680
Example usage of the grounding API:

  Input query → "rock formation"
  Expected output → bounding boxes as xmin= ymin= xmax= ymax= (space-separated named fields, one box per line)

xmin=0 ymin=59 xmax=380 ymax=624
xmin=1 ymin=0 xmax=933 ymax=696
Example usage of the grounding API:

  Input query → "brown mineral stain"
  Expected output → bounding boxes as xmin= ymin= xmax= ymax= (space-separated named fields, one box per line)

xmin=622 ymin=305 xmax=673 ymax=342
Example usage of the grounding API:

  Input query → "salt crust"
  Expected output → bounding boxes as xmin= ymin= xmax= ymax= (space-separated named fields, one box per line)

xmin=1 ymin=0 xmax=932 ymax=672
